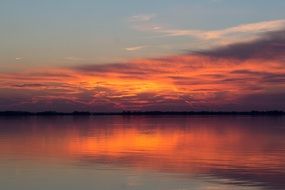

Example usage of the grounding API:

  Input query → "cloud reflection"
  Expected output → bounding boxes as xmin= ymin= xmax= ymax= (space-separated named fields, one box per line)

xmin=0 ymin=116 xmax=284 ymax=189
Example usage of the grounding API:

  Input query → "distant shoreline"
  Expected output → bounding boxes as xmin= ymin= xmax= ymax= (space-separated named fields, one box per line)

xmin=0 ymin=111 xmax=284 ymax=116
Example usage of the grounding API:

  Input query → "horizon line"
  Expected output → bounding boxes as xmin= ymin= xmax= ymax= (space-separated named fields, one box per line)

xmin=0 ymin=110 xmax=284 ymax=116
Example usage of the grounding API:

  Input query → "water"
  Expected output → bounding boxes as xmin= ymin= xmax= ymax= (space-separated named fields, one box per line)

xmin=0 ymin=116 xmax=284 ymax=190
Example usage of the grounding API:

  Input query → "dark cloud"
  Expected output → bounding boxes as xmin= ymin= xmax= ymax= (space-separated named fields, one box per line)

xmin=74 ymin=62 xmax=153 ymax=76
xmin=75 ymin=63 xmax=134 ymax=73
xmin=11 ymin=83 xmax=47 ymax=88
xmin=1 ymin=29 xmax=285 ymax=111
xmin=197 ymin=30 xmax=285 ymax=60
xmin=231 ymin=70 xmax=285 ymax=84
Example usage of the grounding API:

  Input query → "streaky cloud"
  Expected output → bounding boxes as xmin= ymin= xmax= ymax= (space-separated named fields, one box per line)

xmin=131 ymin=17 xmax=285 ymax=48
xmin=129 ymin=14 xmax=156 ymax=22
xmin=196 ymin=29 xmax=285 ymax=60
xmin=125 ymin=46 xmax=147 ymax=51
xmin=0 ymin=30 xmax=285 ymax=111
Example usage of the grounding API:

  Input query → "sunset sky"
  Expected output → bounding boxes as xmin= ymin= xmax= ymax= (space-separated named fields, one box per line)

xmin=0 ymin=0 xmax=285 ymax=111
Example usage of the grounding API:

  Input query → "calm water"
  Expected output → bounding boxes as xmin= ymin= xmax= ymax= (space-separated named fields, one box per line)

xmin=0 ymin=116 xmax=284 ymax=190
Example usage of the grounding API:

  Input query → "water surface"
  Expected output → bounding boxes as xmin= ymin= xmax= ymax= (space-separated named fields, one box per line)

xmin=0 ymin=116 xmax=284 ymax=190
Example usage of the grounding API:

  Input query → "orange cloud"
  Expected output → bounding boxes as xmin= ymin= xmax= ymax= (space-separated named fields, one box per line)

xmin=0 ymin=31 xmax=285 ymax=111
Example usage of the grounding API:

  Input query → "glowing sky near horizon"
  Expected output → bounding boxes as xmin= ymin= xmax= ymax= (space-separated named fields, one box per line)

xmin=0 ymin=0 xmax=285 ymax=111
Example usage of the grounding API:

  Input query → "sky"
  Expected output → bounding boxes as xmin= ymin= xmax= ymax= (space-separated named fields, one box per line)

xmin=0 ymin=0 xmax=285 ymax=111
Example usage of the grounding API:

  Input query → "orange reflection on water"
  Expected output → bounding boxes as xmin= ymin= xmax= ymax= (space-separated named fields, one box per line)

xmin=68 ymin=125 xmax=285 ymax=172
xmin=0 ymin=116 xmax=285 ymax=177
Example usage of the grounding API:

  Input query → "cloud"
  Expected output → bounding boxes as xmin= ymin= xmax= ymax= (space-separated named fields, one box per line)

xmin=163 ymin=19 xmax=285 ymax=38
xmin=125 ymin=46 xmax=147 ymax=51
xmin=1 ymin=30 xmax=285 ymax=111
xmin=70 ymin=31 xmax=285 ymax=111
xmin=129 ymin=14 xmax=162 ymax=33
xmin=130 ymin=15 xmax=285 ymax=46
xmin=195 ymin=29 xmax=285 ymax=60
xmin=129 ymin=14 xmax=156 ymax=22
xmin=15 ymin=57 xmax=24 ymax=61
